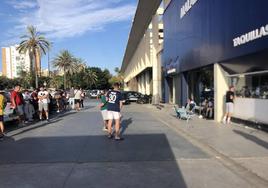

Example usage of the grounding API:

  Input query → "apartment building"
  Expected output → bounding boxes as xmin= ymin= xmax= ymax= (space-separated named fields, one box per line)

xmin=2 ymin=45 xmax=41 ymax=79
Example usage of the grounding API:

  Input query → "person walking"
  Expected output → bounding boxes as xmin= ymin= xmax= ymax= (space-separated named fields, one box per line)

xmin=38 ymin=87 xmax=49 ymax=122
xmin=11 ymin=85 xmax=25 ymax=126
xmin=99 ymin=90 xmax=109 ymax=131
xmin=74 ymin=88 xmax=82 ymax=111
xmin=0 ymin=86 xmax=6 ymax=140
xmin=222 ymin=86 xmax=235 ymax=124
xmin=80 ymin=89 xmax=85 ymax=108
xmin=106 ymin=83 xmax=123 ymax=140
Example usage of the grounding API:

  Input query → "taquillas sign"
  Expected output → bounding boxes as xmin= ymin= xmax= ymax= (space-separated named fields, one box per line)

xmin=180 ymin=0 xmax=199 ymax=19
xmin=233 ymin=24 xmax=268 ymax=47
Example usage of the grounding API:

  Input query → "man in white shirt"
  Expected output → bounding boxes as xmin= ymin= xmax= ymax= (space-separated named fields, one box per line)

xmin=38 ymin=87 xmax=49 ymax=121
xmin=74 ymin=88 xmax=82 ymax=111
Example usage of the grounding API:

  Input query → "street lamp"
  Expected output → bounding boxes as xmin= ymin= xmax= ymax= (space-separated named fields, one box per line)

xmin=48 ymin=50 xmax=50 ymax=77
xmin=48 ymin=42 xmax=53 ymax=77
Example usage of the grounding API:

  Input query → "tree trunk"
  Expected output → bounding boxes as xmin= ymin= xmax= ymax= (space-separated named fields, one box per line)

xmin=29 ymin=51 xmax=35 ymax=88
xmin=33 ymin=50 xmax=38 ymax=88
xmin=64 ymin=69 xmax=67 ymax=89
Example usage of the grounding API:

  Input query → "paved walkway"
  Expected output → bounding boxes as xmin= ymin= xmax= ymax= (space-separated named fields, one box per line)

xmin=0 ymin=100 xmax=267 ymax=187
xmin=147 ymin=104 xmax=268 ymax=184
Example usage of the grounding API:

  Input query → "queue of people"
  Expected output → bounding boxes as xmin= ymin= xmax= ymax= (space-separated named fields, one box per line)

xmin=9 ymin=85 xmax=53 ymax=124
xmin=0 ymin=84 xmax=87 ymax=140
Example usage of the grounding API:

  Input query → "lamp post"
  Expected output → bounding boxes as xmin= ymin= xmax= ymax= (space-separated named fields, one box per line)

xmin=48 ymin=50 xmax=50 ymax=77
xmin=48 ymin=42 xmax=53 ymax=77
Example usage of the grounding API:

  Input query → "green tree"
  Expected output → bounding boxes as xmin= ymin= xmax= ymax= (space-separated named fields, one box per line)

xmin=17 ymin=25 xmax=50 ymax=88
xmin=87 ymin=67 xmax=111 ymax=89
xmin=109 ymin=67 xmax=124 ymax=86
xmin=38 ymin=76 xmax=51 ymax=88
xmin=50 ymin=75 xmax=64 ymax=89
xmin=53 ymin=50 xmax=76 ymax=89
xmin=17 ymin=70 xmax=32 ymax=88
xmin=84 ymin=68 xmax=98 ymax=88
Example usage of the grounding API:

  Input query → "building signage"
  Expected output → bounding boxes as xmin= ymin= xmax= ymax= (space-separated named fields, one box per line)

xmin=233 ymin=24 xmax=268 ymax=47
xmin=167 ymin=68 xmax=176 ymax=74
xmin=166 ymin=57 xmax=179 ymax=75
xmin=180 ymin=0 xmax=199 ymax=19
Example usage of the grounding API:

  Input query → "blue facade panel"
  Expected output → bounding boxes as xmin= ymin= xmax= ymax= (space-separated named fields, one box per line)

xmin=163 ymin=0 xmax=268 ymax=73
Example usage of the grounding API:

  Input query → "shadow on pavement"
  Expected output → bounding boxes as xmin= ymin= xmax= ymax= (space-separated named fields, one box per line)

xmin=0 ymin=134 xmax=187 ymax=188
xmin=4 ymin=111 xmax=77 ymax=135
xmin=57 ymin=111 xmax=77 ymax=118
xmin=233 ymin=130 xmax=268 ymax=149
xmin=7 ymin=119 xmax=63 ymax=137
xmin=80 ymin=106 xmax=94 ymax=110
xmin=120 ymin=118 xmax=132 ymax=136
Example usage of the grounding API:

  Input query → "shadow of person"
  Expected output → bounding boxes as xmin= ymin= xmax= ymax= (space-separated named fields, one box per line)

xmin=120 ymin=118 xmax=132 ymax=136
xmin=233 ymin=130 xmax=268 ymax=150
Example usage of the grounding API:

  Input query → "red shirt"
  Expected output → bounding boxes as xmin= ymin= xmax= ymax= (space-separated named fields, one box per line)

xmin=11 ymin=90 xmax=23 ymax=106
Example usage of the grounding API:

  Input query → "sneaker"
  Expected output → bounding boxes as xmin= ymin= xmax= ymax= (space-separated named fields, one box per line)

xmin=114 ymin=136 xmax=124 ymax=141
xmin=57 ymin=110 xmax=60 ymax=113
xmin=107 ymin=134 xmax=113 ymax=139
xmin=102 ymin=127 xmax=108 ymax=131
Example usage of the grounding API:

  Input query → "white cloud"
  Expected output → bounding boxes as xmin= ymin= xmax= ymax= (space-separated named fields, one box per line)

xmin=8 ymin=0 xmax=37 ymax=10
xmin=4 ymin=0 xmax=136 ymax=44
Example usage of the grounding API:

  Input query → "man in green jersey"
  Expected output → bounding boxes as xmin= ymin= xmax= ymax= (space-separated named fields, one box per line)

xmin=99 ymin=90 xmax=108 ymax=131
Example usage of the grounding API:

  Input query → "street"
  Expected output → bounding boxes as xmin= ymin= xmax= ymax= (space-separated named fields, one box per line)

xmin=0 ymin=100 xmax=267 ymax=188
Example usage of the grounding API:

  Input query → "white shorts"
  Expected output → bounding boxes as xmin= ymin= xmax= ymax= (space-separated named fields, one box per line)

xmin=226 ymin=102 xmax=234 ymax=113
xmin=101 ymin=110 xmax=109 ymax=120
xmin=107 ymin=111 xmax=121 ymax=120
xmin=39 ymin=102 xmax=48 ymax=111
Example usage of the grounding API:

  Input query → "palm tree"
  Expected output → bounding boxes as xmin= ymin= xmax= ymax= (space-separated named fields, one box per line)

xmin=84 ymin=68 xmax=98 ymax=88
xmin=67 ymin=58 xmax=86 ymax=87
xmin=17 ymin=25 xmax=50 ymax=88
xmin=74 ymin=58 xmax=86 ymax=73
xmin=50 ymin=75 xmax=64 ymax=89
xmin=53 ymin=50 xmax=77 ymax=89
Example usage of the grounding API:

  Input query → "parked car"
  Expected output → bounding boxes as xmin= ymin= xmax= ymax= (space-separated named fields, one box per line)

xmin=90 ymin=90 xmax=101 ymax=98
xmin=137 ymin=94 xmax=152 ymax=104
xmin=125 ymin=91 xmax=142 ymax=102
xmin=0 ymin=91 xmax=19 ymax=123
xmin=121 ymin=92 xmax=130 ymax=105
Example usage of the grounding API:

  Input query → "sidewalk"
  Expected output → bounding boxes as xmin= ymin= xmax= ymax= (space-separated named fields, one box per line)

xmin=146 ymin=104 xmax=268 ymax=182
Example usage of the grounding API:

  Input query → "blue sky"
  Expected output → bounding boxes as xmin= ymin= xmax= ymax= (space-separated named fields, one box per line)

xmin=0 ymin=0 xmax=137 ymax=74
